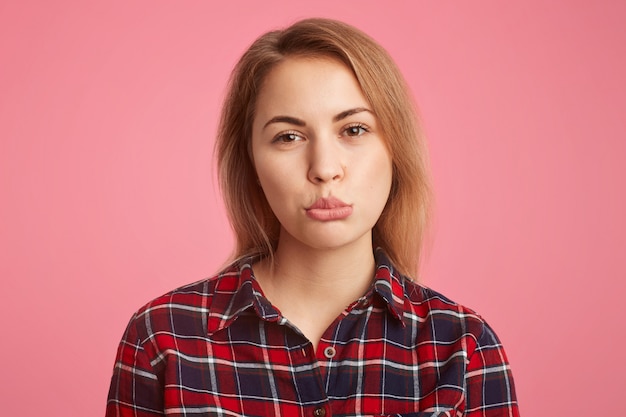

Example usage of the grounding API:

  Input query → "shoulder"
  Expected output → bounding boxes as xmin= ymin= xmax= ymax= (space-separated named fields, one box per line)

xmin=400 ymin=277 xmax=502 ymax=349
xmin=124 ymin=262 xmax=243 ymax=344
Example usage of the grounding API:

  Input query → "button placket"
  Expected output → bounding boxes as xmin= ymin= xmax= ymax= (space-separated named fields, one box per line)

xmin=323 ymin=346 xmax=336 ymax=359
xmin=312 ymin=407 xmax=326 ymax=417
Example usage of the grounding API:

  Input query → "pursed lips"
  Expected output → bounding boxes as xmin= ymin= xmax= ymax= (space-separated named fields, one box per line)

xmin=305 ymin=197 xmax=353 ymax=221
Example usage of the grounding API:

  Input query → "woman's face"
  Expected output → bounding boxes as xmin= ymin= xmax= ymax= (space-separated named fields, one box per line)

xmin=251 ymin=56 xmax=393 ymax=252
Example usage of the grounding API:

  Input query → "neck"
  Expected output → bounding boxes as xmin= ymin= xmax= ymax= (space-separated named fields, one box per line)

xmin=254 ymin=228 xmax=376 ymax=325
xmin=252 ymin=230 xmax=377 ymax=349
xmin=270 ymin=231 xmax=375 ymax=298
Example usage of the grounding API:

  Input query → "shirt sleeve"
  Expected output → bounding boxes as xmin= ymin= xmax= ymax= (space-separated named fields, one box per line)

xmin=464 ymin=321 xmax=520 ymax=417
xmin=105 ymin=313 xmax=164 ymax=417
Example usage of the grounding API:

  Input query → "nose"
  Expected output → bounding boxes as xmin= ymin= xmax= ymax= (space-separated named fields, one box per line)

xmin=307 ymin=136 xmax=344 ymax=184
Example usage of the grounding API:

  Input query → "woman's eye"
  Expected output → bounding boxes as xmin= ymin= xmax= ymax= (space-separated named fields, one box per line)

xmin=274 ymin=132 xmax=303 ymax=143
xmin=343 ymin=124 xmax=368 ymax=137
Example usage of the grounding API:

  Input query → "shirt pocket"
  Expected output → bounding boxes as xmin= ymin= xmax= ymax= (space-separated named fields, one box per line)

xmin=341 ymin=412 xmax=454 ymax=417
xmin=362 ymin=412 xmax=455 ymax=417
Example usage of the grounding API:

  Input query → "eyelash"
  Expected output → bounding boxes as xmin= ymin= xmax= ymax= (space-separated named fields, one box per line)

xmin=271 ymin=123 xmax=371 ymax=143
xmin=342 ymin=123 xmax=370 ymax=137
xmin=272 ymin=131 xmax=304 ymax=143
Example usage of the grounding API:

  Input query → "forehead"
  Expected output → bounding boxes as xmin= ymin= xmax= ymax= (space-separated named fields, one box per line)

xmin=254 ymin=56 xmax=370 ymax=121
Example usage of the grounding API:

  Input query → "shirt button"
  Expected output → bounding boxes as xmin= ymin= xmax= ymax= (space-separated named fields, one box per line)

xmin=313 ymin=407 xmax=326 ymax=417
xmin=323 ymin=346 xmax=336 ymax=359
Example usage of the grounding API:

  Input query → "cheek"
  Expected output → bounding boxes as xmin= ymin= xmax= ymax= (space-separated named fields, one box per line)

xmin=255 ymin=155 xmax=297 ymax=201
xmin=252 ymin=151 xmax=276 ymax=184
xmin=368 ymin=150 xmax=393 ymax=192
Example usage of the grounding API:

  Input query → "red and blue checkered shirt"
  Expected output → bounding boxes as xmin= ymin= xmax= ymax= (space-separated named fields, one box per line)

xmin=106 ymin=250 xmax=519 ymax=416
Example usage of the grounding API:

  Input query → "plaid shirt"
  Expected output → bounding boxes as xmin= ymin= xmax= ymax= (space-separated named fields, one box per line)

xmin=106 ymin=250 xmax=519 ymax=417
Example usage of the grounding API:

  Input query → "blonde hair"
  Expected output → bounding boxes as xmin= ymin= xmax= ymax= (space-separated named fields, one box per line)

xmin=216 ymin=18 xmax=431 ymax=278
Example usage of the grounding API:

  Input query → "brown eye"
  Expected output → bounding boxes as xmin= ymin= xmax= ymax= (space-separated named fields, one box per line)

xmin=343 ymin=124 xmax=368 ymax=137
xmin=274 ymin=132 xmax=304 ymax=143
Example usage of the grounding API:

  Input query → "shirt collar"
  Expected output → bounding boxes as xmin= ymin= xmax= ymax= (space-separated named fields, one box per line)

xmin=371 ymin=248 xmax=407 ymax=325
xmin=207 ymin=258 xmax=282 ymax=335
xmin=207 ymin=249 xmax=408 ymax=335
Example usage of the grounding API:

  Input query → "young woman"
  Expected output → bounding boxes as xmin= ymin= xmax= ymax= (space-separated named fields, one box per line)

xmin=106 ymin=18 xmax=519 ymax=417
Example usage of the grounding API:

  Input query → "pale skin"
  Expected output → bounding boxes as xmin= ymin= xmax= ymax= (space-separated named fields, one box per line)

xmin=250 ymin=56 xmax=393 ymax=351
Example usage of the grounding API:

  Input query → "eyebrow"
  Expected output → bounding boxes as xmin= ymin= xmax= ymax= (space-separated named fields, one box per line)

xmin=333 ymin=107 xmax=372 ymax=122
xmin=263 ymin=115 xmax=306 ymax=129
xmin=262 ymin=107 xmax=372 ymax=130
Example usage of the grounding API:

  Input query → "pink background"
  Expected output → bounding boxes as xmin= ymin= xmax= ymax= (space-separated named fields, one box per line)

xmin=1 ymin=1 xmax=625 ymax=415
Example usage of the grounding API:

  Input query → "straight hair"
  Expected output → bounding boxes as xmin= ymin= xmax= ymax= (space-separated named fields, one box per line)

xmin=216 ymin=18 xmax=432 ymax=278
